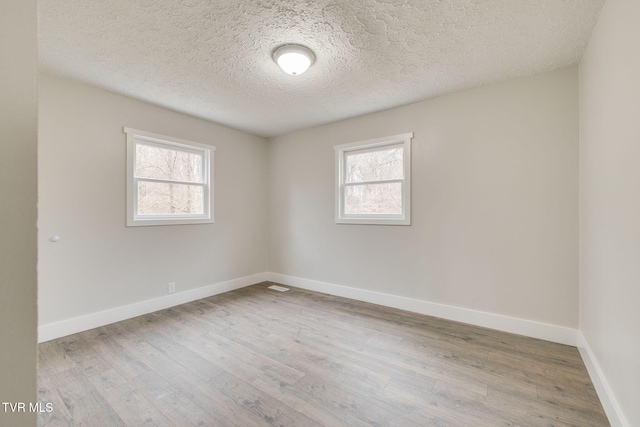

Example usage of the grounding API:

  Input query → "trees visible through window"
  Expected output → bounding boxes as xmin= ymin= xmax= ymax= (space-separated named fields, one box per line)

xmin=135 ymin=143 xmax=204 ymax=215
xmin=344 ymin=146 xmax=404 ymax=215
xmin=335 ymin=133 xmax=412 ymax=225
xmin=124 ymin=128 xmax=214 ymax=226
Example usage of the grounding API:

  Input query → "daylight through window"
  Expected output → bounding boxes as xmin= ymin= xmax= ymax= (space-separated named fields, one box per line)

xmin=124 ymin=128 xmax=214 ymax=226
xmin=335 ymin=132 xmax=412 ymax=225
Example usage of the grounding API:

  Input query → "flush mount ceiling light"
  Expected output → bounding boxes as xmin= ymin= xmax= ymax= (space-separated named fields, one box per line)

xmin=273 ymin=44 xmax=315 ymax=76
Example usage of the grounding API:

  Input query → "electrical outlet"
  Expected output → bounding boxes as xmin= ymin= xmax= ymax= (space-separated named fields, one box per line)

xmin=168 ymin=282 xmax=176 ymax=294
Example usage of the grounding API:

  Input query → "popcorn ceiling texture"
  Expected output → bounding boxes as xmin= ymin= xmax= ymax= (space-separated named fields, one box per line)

xmin=39 ymin=0 xmax=604 ymax=137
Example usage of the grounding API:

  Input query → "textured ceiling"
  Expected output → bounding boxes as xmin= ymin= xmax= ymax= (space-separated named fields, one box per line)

xmin=39 ymin=0 xmax=604 ymax=137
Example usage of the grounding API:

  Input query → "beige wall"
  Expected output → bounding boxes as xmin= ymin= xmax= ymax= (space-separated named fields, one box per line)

xmin=268 ymin=67 xmax=579 ymax=328
xmin=579 ymin=0 xmax=640 ymax=424
xmin=0 ymin=0 xmax=38 ymax=426
xmin=38 ymin=74 xmax=268 ymax=325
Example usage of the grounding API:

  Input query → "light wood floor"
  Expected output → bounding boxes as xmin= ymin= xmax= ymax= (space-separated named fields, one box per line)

xmin=38 ymin=282 xmax=609 ymax=426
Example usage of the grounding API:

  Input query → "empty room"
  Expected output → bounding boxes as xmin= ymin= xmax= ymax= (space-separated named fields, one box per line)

xmin=1 ymin=0 xmax=638 ymax=426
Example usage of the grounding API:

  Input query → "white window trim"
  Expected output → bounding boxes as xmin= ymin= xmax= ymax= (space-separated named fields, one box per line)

xmin=334 ymin=132 xmax=413 ymax=225
xmin=124 ymin=127 xmax=215 ymax=227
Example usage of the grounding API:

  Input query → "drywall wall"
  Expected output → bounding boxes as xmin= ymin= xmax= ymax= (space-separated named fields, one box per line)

xmin=268 ymin=67 xmax=579 ymax=329
xmin=579 ymin=0 xmax=640 ymax=424
xmin=0 ymin=0 xmax=38 ymax=425
xmin=38 ymin=74 xmax=268 ymax=327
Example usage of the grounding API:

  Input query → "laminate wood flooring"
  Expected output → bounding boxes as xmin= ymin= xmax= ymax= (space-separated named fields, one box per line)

xmin=38 ymin=282 xmax=610 ymax=426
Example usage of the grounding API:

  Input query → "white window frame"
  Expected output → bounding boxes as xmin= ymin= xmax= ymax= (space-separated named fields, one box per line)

xmin=124 ymin=127 xmax=214 ymax=227
xmin=335 ymin=132 xmax=412 ymax=225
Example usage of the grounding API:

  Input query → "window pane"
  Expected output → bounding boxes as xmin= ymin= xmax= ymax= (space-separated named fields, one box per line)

xmin=345 ymin=183 xmax=402 ymax=215
xmin=345 ymin=146 xmax=403 ymax=183
xmin=135 ymin=142 xmax=203 ymax=183
xmin=137 ymin=181 xmax=204 ymax=215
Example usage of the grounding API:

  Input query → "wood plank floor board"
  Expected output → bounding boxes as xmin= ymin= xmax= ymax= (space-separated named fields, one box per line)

xmin=485 ymin=346 xmax=592 ymax=383
xmin=432 ymin=378 xmax=488 ymax=401
xmin=382 ymin=377 xmax=509 ymax=427
xmin=240 ymin=288 xmax=435 ymax=345
xmin=172 ymin=301 xmax=363 ymax=389
xmin=127 ymin=370 xmax=226 ymax=427
xmin=168 ymin=300 xmax=298 ymax=354
xmin=202 ymin=295 xmax=490 ymax=395
xmin=339 ymin=375 xmax=436 ymax=423
xmin=291 ymin=332 xmax=443 ymax=395
xmin=212 ymin=370 xmax=323 ymax=427
xmin=136 ymin=309 xmax=269 ymax=385
xmin=38 ymin=340 xmax=76 ymax=377
xmin=50 ymin=372 xmax=127 ymax=427
xmin=37 ymin=369 xmax=76 ymax=426
xmin=293 ymin=374 xmax=423 ymax=427
xmin=133 ymin=328 xmax=226 ymax=382
xmin=405 ymin=409 xmax=481 ymax=427
xmin=83 ymin=328 xmax=153 ymax=380
xmin=203 ymin=296 xmax=377 ymax=351
xmin=486 ymin=385 xmax=608 ymax=427
xmin=252 ymin=287 xmax=506 ymax=350
xmin=196 ymin=329 xmax=306 ymax=385
xmin=213 ymin=288 xmax=406 ymax=344
xmin=298 ymin=331 xmax=494 ymax=396
xmin=172 ymin=334 xmax=265 ymax=385
xmin=279 ymin=338 xmax=393 ymax=389
xmin=249 ymin=372 xmax=373 ymax=427
xmin=167 ymin=371 xmax=266 ymax=427
xmin=482 ymin=354 xmax=592 ymax=396
xmin=84 ymin=367 xmax=174 ymax=427
xmin=39 ymin=282 xmax=610 ymax=426
xmin=102 ymin=323 xmax=188 ymax=380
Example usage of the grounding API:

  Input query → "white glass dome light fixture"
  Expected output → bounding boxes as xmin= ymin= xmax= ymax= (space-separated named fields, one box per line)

xmin=273 ymin=44 xmax=315 ymax=76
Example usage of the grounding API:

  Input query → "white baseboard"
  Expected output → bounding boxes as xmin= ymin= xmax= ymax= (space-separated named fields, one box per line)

xmin=38 ymin=272 xmax=268 ymax=343
xmin=40 ymin=271 xmax=578 ymax=347
xmin=266 ymin=272 xmax=578 ymax=346
xmin=577 ymin=332 xmax=629 ymax=427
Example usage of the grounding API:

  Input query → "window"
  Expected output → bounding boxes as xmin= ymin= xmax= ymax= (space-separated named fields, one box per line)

xmin=335 ymin=132 xmax=412 ymax=225
xmin=124 ymin=127 xmax=214 ymax=226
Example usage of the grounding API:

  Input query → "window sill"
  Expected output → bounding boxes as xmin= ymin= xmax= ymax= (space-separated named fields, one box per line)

xmin=126 ymin=217 xmax=214 ymax=227
xmin=335 ymin=217 xmax=410 ymax=226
